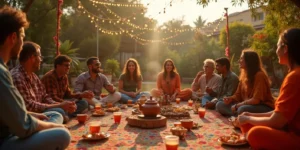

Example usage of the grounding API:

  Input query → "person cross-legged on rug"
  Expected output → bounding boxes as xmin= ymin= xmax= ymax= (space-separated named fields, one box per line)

xmin=223 ymin=50 xmax=274 ymax=116
xmin=74 ymin=57 xmax=121 ymax=106
xmin=118 ymin=58 xmax=150 ymax=103
xmin=151 ymin=59 xmax=192 ymax=101
xmin=191 ymin=59 xmax=222 ymax=107
xmin=11 ymin=41 xmax=76 ymax=123
xmin=213 ymin=57 xmax=239 ymax=115
xmin=41 ymin=55 xmax=89 ymax=117
xmin=0 ymin=6 xmax=70 ymax=150
xmin=237 ymin=28 xmax=300 ymax=149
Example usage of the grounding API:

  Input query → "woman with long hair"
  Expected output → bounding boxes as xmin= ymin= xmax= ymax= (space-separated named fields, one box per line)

xmin=222 ymin=50 xmax=274 ymax=115
xmin=118 ymin=58 xmax=148 ymax=103
xmin=237 ymin=28 xmax=300 ymax=149
xmin=151 ymin=59 xmax=192 ymax=101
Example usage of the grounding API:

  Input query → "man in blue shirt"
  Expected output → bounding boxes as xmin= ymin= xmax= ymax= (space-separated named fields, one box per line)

xmin=0 ymin=6 xmax=70 ymax=150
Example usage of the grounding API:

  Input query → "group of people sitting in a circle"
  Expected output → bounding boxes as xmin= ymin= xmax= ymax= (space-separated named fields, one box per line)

xmin=0 ymin=5 xmax=299 ymax=149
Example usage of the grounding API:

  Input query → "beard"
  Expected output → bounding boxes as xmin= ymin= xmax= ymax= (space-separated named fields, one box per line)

xmin=10 ymin=44 xmax=21 ymax=60
xmin=92 ymin=67 xmax=101 ymax=73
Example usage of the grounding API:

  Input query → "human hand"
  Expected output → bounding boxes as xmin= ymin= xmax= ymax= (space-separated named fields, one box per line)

xmin=205 ymin=86 xmax=213 ymax=94
xmin=67 ymin=101 xmax=77 ymax=113
xmin=231 ymin=104 xmax=237 ymax=113
xmin=60 ymin=101 xmax=75 ymax=112
xmin=196 ymin=71 xmax=204 ymax=78
xmin=106 ymin=84 xmax=116 ymax=93
xmin=30 ymin=112 xmax=49 ymax=121
xmin=129 ymin=92 xmax=136 ymax=98
xmin=170 ymin=94 xmax=176 ymax=101
xmin=81 ymin=90 xmax=94 ymax=99
xmin=223 ymin=97 xmax=233 ymax=105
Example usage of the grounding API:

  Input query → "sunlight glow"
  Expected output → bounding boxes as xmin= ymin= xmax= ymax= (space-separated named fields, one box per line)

xmin=140 ymin=0 xmax=249 ymax=27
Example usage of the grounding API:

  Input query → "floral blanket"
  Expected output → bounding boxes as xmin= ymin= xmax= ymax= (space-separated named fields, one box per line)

xmin=67 ymin=103 xmax=250 ymax=150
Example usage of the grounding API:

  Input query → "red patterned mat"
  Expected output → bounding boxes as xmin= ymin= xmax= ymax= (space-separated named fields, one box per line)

xmin=66 ymin=103 xmax=250 ymax=150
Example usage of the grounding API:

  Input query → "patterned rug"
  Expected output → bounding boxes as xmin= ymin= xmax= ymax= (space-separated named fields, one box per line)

xmin=66 ymin=103 xmax=251 ymax=150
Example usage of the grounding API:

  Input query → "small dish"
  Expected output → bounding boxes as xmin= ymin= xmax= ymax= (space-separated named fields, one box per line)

xmin=192 ymin=122 xmax=202 ymax=129
xmin=170 ymin=126 xmax=187 ymax=140
xmin=218 ymin=132 xmax=247 ymax=146
xmin=105 ymin=107 xmax=120 ymax=112
xmin=119 ymin=105 xmax=128 ymax=109
xmin=132 ymin=109 xmax=141 ymax=115
xmin=127 ymin=104 xmax=134 ymax=107
xmin=82 ymin=132 xmax=110 ymax=141
xmin=92 ymin=112 xmax=106 ymax=116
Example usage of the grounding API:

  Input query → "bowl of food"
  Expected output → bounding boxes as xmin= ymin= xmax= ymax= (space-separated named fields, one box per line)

xmin=170 ymin=126 xmax=187 ymax=140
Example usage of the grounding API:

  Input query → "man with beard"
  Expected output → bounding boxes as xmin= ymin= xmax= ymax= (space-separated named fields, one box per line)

xmin=74 ymin=57 xmax=121 ymax=106
xmin=191 ymin=59 xmax=222 ymax=108
xmin=41 ymin=55 xmax=89 ymax=117
xmin=214 ymin=57 xmax=239 ymax=115
xmin=11 ymin=42 xmax=76 ymax=123
xmin=0 ymin=6 xmax=70 ymax=149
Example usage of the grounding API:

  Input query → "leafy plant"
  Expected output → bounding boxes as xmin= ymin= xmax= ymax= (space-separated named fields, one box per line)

xmin=104 ymin=59 xmax=120 ymax=78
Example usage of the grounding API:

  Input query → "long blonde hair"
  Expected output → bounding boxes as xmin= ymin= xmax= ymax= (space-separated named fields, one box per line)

xmin=122 ymin=58 xmax=141 ymax=82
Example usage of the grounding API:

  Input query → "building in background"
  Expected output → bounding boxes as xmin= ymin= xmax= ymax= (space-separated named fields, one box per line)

xmin=203 ymin=7 xmax=266 ymax=39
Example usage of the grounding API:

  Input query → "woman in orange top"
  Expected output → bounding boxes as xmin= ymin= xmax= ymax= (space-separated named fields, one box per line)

xmin=223 ymin=50 xmax=274 ymax=115
xmin=151 ymin=59 xmax=192 ymax=101
xmin=237 ymin=28 xmax=300 ymax=149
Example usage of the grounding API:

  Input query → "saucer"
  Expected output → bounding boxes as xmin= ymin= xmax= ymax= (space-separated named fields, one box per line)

xmin=82 ymin=132 xmax=110 ymax=141
xmin=92 ymin=112 xmax=106 ymax=116
xmin=138 ymin=114 xmax=161 ymax=119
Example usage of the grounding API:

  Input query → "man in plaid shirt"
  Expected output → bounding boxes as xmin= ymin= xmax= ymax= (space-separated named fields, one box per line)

xmin=11 ymin=41 xmax=76 ymax=123
xmin=41 ymin=55 xmax=89 ymax=116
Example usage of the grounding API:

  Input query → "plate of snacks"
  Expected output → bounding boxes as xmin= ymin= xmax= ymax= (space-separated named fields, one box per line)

xmin=92 ymin=110 xmax=106 ymax=116
xmin=119 ymin=104 xmax=128 ymax=109
xmin=127 ymin=104 xmax=134 ymax=107
xmin=218 ymin=132 xmax=247 ymax=146
xmin=82 ymin=132 xmax=110 ymax=141
xmin=105 ymin=107 xmax=120 ymax=112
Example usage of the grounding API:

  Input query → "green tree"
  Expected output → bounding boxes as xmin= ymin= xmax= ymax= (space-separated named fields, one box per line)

xmin=104 ymin=59 xmax=120 ymax=78
xmin=219 ymin=22 xmax=255 ymax=61
xmin=194 ymin=16 xmax=206 ymax=28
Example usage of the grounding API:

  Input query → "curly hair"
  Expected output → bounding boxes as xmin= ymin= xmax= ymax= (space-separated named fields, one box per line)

xmin=122 ymin=58 xmax=141 ymax=82
xmin=161 ymin=59 xmax=178 ymax=79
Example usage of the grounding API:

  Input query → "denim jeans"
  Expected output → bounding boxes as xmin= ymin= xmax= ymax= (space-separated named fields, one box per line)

xmin=201 ymin=95 xmax=214 ymax=106
xmin=120 ymin=92 xmax=150 ymax=103
xmin=44 ymin=100 xmax=88 ymax=118
xmin=216 ymin=100 xmax=273 ymax=116
xmin=42 ymin=111 xmax=64 ymax=124
xmin=0 ymin=128 xmax=71 ymax=150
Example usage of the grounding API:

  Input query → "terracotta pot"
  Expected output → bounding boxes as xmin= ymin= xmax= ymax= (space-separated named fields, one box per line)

xmin=140 ymin=97 xmax=160 ymax=117
xmin=180 ymin=119 xmax=193 ymax=130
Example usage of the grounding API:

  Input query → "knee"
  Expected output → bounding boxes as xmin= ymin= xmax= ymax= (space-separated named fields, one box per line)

xmin=237 ymin=106 xmax=247 ymax=115
xmin=247 ymin=127 xmax=266 ymax=147
xmin=52 ymin=128 xmax=71 ymax=149
xmin=77 ymin=100 xmax=89 ymax=108
xmin=49 ymin=108 xmax=66 ymax=116
xmin=216 ymin=101 xmax=225 ymax=111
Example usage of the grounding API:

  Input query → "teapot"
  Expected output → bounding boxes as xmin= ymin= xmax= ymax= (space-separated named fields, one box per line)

xmin=140 ymin=96 xmax=160 ymax=117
